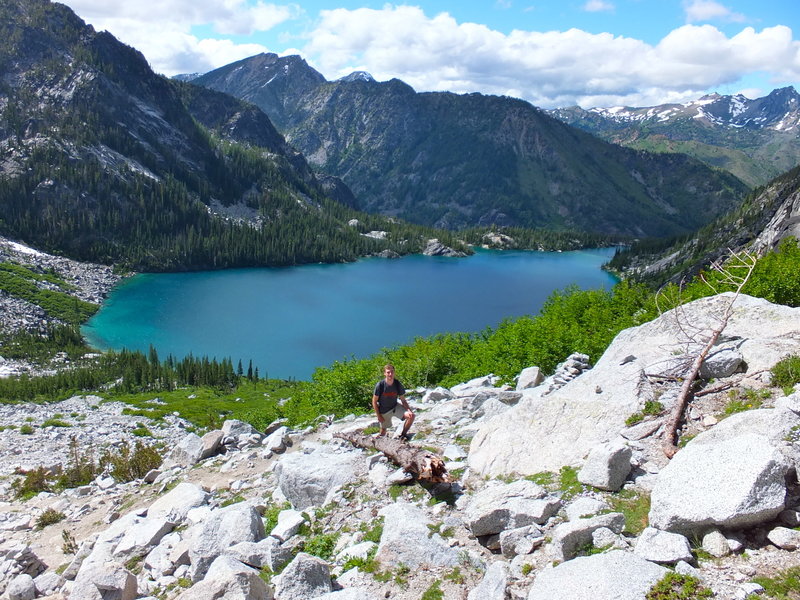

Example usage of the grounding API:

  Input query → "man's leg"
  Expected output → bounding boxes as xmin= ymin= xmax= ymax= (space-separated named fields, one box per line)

xmin=400 ymin=410 xmax=415 ymax=438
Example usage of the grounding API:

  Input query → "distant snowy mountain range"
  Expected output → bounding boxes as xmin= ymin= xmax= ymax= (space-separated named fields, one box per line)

xmin=561 ymin=87 xmax=799 ymax=132
xmin=549 ymin=87 xmax=800 ymax=187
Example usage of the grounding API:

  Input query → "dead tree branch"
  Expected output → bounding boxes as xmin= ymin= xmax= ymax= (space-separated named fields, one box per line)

xmin=335 ymin=431 xmax=450 ymax=483
xmin=662 ymin=249 xmax=757 ymax=458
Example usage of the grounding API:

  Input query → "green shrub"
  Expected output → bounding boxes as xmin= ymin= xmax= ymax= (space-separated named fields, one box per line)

xmin=220 ymin=494 xmax=245 ymax=507
xmin=263 ymin=502 xmax=290 ymax=534
xmin=41 ymin=418 xmax=71 ymax=428
xmin=13 ymin=466 xmax=51 ymax=499
xmin=773 ymin=354 xmax=800 ymax=392
xmin=302 ymin=532 xmax=339 ymax=560
xmin=742 ymin=237 xmax=800 ymax=307
xmin=721 ymin=388 xmax=764 ymax=416
xmin=131 ymin=423 xmax=152 ymax=437
xmin=444 ymin=567 xmax=464 ymax=584
xmin=61 ymin=530 xmax=78 ymax=554
xmin=56 ymin=439 xmax=97 ymax=489
xmin=19 ymin=424 xmax=34 ymax=435
xmin=645 ymin=572 xmax=713 ymax=599
xmin=100 ymin=441 xmax=162 ymax=482
xmin=626 ymin=399 xmax=664 ymax=426
xmin=36 ymin=508 xmax=65 ymax=529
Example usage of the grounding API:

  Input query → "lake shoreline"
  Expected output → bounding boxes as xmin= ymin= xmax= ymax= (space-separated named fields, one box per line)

xmin=83 ymin=247 xmax=619 ymax=381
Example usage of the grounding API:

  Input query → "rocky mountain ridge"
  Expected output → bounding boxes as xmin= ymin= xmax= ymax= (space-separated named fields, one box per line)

xmin=549 ymin=87 xmax=800 ymax=188
xmin=193 ymin=53 xmax=747 ymax=237
xmin=0 ymin=0 xmax=454 ymax=271
xmin=1 ymin=293 xmax=799 ymax=599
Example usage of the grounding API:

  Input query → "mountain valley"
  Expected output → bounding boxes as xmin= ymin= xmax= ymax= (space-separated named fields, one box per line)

xmin=193 ymin=53 xmax=748 ymax=237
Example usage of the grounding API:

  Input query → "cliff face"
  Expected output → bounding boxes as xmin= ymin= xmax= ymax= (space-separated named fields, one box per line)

xmin=195 ymin=53 xmax=748 ymax=237
xmin=609 ymin=165 xmax=800 ymax=283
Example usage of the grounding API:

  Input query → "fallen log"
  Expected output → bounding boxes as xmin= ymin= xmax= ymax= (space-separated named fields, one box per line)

xmin=335 ymin=431 xmax=450 ymax=483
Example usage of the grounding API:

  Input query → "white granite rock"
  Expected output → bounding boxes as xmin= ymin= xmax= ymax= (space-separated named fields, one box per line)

xmin=527 ymin=550 xmax=667 ymax=600
xmin=188 ymin=503 xmax=266 ymax=581
xmin=702 ymin=529 xmax=731 ymax=558
xmin=649 ymin=408 xmax=799 ymax=533
xmin=549 ymin=513 xmax=625 ymax=562
xmin=273 ymin=552 xmax=332 ymax=600
xmin=147 ymin=482 xmax=210 ymax=523
xmin=633 ymin=527 xmax=693 ymax=564
xmin=376 ymin=502 xmax=460 ymax=569
xmin=767 ymin=526 xmax=800 ymax=550
xmin=270 ymin=509 xmax=306 ymax=542
xmin=176 ymin=554 xmax=271 ymax=600
xmin=578 ymin=441 xmax=632 ymax=491
xmin=565 ymin=497 xmax=609 ymax=521
xmin=465 ymin=480 xmax=558 ymax=537
xmin=470 ymin=294 xmax=800 ymax=478
xmin=274 ymin=447 xmax=362 ymax=509
xmin=468 ymin=561 xmax=509 ymax=600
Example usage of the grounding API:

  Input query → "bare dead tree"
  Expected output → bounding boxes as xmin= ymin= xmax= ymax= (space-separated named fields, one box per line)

xmin=335 ymin=431 xmax=450 ymax=483
xmin=661 ymin=249 xmax=758 ymax=458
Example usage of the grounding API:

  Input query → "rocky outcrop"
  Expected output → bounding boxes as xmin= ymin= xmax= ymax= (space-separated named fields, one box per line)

xmin=468 ymin=293 xmax=800 ymax=477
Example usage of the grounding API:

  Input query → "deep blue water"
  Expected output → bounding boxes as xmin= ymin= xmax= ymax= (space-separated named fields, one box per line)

xmin=82 ymin=248 xmax=618 ymax=380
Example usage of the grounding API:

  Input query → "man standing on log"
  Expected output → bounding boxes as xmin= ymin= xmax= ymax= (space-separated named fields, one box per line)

xmin=372 ymin=363 xmax=415 ymax=439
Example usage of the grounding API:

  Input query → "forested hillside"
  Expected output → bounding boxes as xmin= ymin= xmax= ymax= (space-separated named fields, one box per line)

xmin=0 ymin=0 xmax=464 ymax=271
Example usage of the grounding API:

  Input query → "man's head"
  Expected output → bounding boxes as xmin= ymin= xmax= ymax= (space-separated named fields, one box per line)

xmin=383 ymin=363 xmax=395 ymax=382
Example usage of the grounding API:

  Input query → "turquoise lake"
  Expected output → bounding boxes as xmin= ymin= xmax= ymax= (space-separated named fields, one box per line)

xmin=82 ymin=248 xmax=619 ymax=380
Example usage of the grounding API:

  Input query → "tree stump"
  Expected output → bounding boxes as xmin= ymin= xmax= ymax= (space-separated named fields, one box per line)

xmin=335 ymin=431 xmax=450 ymax=483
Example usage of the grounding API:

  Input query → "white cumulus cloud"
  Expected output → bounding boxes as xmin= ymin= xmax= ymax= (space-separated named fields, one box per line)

xmin=683 ymin=0 xmax=746 ymax=23
xmin=302 ymin=6 xmax=800 ymax=108
xmin=60 ymin=0 xmax=300 ymax=75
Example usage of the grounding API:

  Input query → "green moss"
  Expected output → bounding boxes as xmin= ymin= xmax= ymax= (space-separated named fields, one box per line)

xmin=752 ymin=566 xmax=800 ymax=598
xmin=444 ymin=567 xmax=464 ymax=584
xmin=557 ymin=466 xmax=588 ymax=501
xmin=645 ymin=572 xmax=713 ymax=599
xmin=525 ymin=471 xmax=556 ymax=486
xmin=420 ymin=580 xmax=444 ymax=600
xmin=607 ymin=488 xmax=651 ymax=536
xmin=721 ymin=388 xmax=764 ymax=417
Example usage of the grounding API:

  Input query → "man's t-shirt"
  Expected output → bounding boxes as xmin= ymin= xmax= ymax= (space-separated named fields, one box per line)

xmin=374 ymin=379 xmax=405 ymax=413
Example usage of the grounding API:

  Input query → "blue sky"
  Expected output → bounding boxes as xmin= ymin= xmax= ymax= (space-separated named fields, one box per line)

xmin=59 ymin=0 xmax=799 ymax=108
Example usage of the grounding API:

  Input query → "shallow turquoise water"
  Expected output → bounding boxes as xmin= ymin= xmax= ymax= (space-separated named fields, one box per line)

xmin=82 ymin=248 xmax=618 ymax=380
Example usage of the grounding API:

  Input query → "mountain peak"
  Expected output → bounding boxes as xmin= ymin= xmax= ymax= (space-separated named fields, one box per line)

xmin=339 ymin=71 xmax=375 ymax=83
